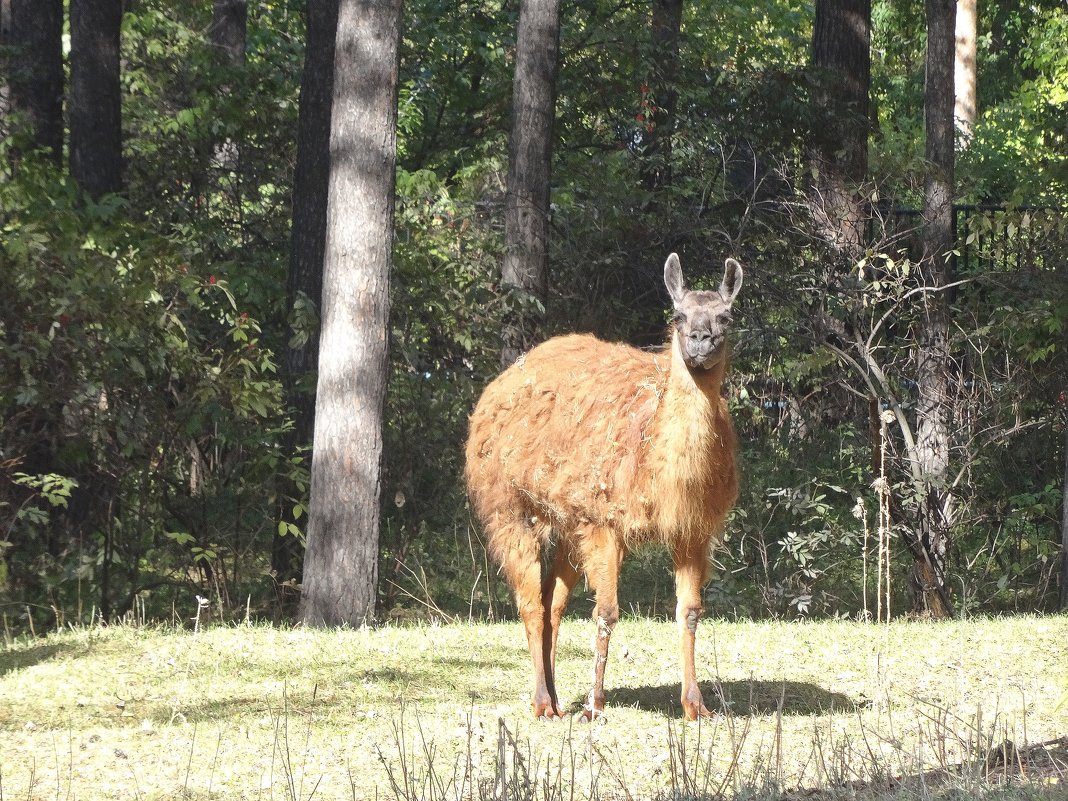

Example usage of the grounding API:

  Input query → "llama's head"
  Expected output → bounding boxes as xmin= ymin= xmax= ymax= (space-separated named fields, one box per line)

xmin=664 ymin=253 xmax=743 ymax=371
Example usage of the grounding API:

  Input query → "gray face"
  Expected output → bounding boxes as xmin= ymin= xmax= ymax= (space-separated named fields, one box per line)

xmin=663 ymin=254 xmax=744 ymax=371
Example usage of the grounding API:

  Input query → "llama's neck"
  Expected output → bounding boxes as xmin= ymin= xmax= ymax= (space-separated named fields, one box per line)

xmin=640 ymin=333 xmax=734 ymax=540
xmin=645 ymin=335 xmax=730 ymax=493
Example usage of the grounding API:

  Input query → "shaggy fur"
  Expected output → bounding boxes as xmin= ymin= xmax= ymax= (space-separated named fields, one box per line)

xmin=465 ymin=253 xmax=743 ymax=720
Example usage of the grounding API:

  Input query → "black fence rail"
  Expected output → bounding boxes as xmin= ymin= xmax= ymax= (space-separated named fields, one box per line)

xmin=875 ymin=204 xmax=1068 ymax=274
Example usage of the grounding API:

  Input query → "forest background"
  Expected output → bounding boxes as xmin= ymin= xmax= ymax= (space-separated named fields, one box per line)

xmin=1 ymin=0 xmax=1067 ymax=633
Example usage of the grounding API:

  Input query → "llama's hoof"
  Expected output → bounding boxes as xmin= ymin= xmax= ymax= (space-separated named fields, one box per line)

xmin=532 ymin=701 xmax=565 ymax=720
xmin=682 ymin=703 xmax=715 ymax=721
xmin=577 ymin=706 xmax=606 ymax=724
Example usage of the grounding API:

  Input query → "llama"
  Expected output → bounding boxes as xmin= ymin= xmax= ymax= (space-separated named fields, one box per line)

xmin=464 ymin=253 xmax=743 ymax=720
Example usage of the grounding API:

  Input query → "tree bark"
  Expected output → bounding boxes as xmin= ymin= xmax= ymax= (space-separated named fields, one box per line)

xmin=211 ymin=0 xmax=248 ymax=66
xmin=953 ymin=0 xmax=977 ymax=139
xmin=7 ymin=0 xmax=64 ymax=165
xmin=640 ymin=0 xmax=683 ymax=194
xmin=274 ymin=0 xmax=339 ymax=588
xmin=299 ymin=0 xmax=401 ymax=627
xmin=210 ymin=0 xmax=246 ymax=174
xmin=0 ymin=0 xmax=9 ymax=120
xmin=912 ymin=0 xmax=956 ymax=619
xmin=808 ymin=0 xmax=871 ymax=257
xmin=501 ymin=0 xmax=560 ymax=368
xmin=70 ymin=0 xmax=123 ymax=199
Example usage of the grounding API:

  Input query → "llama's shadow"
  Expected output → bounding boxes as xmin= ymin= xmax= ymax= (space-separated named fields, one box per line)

xmin=0 ymin=643 xmax=69 ymax=678
xmin=599 ymin=679 xmax=860 ymax=718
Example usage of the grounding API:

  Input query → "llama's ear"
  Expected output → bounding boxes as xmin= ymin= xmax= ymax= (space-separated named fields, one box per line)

xmin=664 ymin=253 xmax=686 ymax=306
xmin=719 ymin=258 xmax=743 ymax=305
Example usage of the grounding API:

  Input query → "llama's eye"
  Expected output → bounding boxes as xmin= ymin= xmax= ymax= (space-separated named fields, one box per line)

xmin=718 ymin=313 xmax=732 ymax=326
xmin=672 ymin=311 xmax=687 ymax=325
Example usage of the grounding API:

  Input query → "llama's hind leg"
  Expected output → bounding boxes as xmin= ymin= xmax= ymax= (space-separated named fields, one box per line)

xmin=578 ymin=527 xmax=624 ymax=720
xmin=498 ymin=518 xmax=559 ymax=718
xmin=673 ymin=543 xmax=713 ymax=720
xmin=541 ymin=540 xmax=581 ymax=715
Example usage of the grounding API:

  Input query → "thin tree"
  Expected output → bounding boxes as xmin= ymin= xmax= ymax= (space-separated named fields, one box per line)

xmin=210 ymin=0 xmax=246 ymax=172
xmin=0 ymin=1 xmax=8 ymax=121
xmin=7 ymin=0 xmax=64 ymax=165
xmin=640 ymin=0 xmax=683 ymax=194
xmin=299 ymin=0 xmax=402 ymax=627
xmin=69 ymin=0 xmax=123 ymax=199
xmin=953 ymin=0 xmax=977 ymax=139
xmin=912 ymin=0 xmax=956 ymax=618
xmin=274 ymin=0 xmax=340 ymax=589
xmin=807 ymin=0 xmax=871 ymax=257
xmin=211 ymin=0 xmax=247 ymax=66
xmin=501 ymin=0 xmax=561 ymax=368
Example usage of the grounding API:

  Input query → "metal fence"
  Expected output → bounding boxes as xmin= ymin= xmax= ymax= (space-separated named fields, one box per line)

xmin=876 ymin=204 xmax=1068 ymax=274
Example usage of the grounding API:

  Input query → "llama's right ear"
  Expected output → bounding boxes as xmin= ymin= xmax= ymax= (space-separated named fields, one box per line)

xmin=719 ymin=258 xmax=743 ymax=306
xmin=664 ymin=253 xmax=686 ymax=306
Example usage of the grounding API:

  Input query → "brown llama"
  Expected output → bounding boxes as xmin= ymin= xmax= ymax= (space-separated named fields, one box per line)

xmin=465 ymin=252 xmax=743 ymax=720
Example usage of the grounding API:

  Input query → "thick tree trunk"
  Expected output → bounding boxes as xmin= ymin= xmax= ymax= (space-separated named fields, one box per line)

xmin=274 ymin=0 xmax=339 ymax=589
xmin=953 ymin=0 xmax=977 ymax=139
xmin=7 ymin=0 xmax=64 ymax=165
xmin=299 ymin=0 xmax=401 ymax=627
xmin=501 ymin=0 xmax=560 ymax=368
xmin=640 ymin=0 xmax=683 ymax=194
xmin=70 ymin=0 xmax=123 ymax=199
xmin=912 ymin=0 xmax=956 ymax=619
xmin=808 ymin=0 xmax=871 ymax=257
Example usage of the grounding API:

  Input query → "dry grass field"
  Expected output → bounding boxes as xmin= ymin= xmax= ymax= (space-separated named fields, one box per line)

xmin=1 ymin=615 xmax=1066 ymax=800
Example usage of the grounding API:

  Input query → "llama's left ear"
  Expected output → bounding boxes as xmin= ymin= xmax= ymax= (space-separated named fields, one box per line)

xmin=664 ymin=253 xmax=686 ymax=306
xmin=719 ymin=258 xmax=743 ymax=305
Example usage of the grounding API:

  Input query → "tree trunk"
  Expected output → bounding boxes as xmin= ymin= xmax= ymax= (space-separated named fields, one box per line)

xmin=808 ymin=0 xmax=871 ymax=257
xmin=211 ymin=0 xmax=247 ymax=66
xmin=501 ymin=0 xmax=560 ymax=368
xmin=0 ymin=0 xmax=9 ymax=120
xmin=274 ymin=0 xmax=339 ymax=590
xmin=299 ymin=0 xmax=401 ymax=627
xmin=70 ymin=0 xmax=123 ymax=199
xmin=640 ymin=0 xmax=683 ymax=194
xmin=912 ymin=0 xmax=956 ymax=619
xmin=953 ymin=0 xmax=977 ymax=139
xmin=7 ymin=0 xmax=64 ymax=165
xmin=210 ymin=0 xmax=246 ymax=174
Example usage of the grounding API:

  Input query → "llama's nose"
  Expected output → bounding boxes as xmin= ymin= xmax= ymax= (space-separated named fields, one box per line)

xmin=688 ymin=330 xmax=715 ymax=356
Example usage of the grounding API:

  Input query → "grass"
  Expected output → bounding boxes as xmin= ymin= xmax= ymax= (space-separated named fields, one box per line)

xmin=0 ymin=614 xmax=1066 ymax=800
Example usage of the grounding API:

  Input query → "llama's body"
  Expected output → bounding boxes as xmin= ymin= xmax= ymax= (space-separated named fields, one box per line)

xmin=467 ymin=333 xmax=737 ymax=553
xmin=465 ymin=254 xmax=743 ymax=720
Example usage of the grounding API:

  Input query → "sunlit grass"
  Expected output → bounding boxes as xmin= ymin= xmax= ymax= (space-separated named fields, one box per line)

xmin=1 ymin=615 xmax=1066 ymax=799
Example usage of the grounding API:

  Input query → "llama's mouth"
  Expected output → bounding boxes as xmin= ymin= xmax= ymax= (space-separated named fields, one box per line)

xmin=684 ymin=349 xmax=725 ymax=371
xmin=682 ymin=341 xmax=726 ymax=370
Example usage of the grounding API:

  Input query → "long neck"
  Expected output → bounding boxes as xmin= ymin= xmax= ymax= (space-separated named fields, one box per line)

xmin=646 ymin=332 xmax=733 ymax=536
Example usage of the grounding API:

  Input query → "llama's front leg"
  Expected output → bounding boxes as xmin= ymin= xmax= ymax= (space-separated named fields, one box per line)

xmin=541 ymin=541 xmax=581 ymax=716
xmin=579 ymin=529 xmax=623 ymax=720
xmin=673 ymin=544 xmax=713 ymax=720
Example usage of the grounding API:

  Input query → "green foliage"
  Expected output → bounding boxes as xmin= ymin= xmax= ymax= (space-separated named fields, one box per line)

xmin=2 ymin=0 xmax=1067 ymax=627
xmin=0 ymin=152 xmax=291 ymax=627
